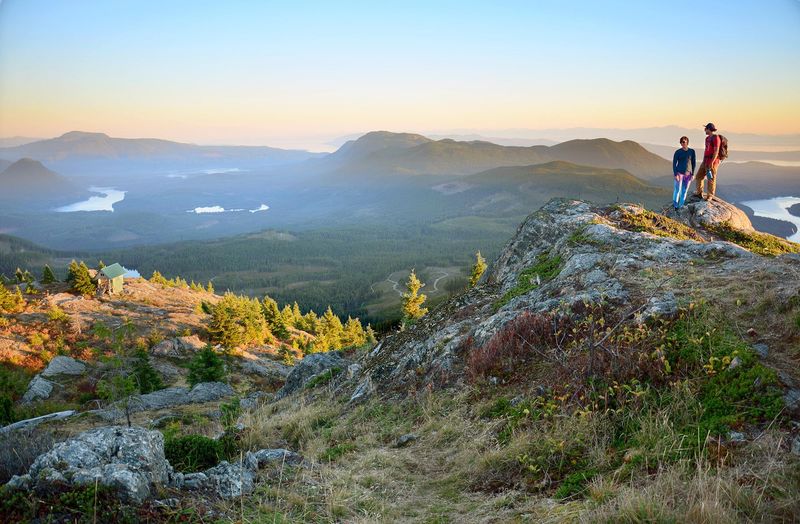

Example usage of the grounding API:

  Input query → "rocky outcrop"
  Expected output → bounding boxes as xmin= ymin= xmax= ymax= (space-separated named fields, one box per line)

xmin=174 ymin=448 xmax=303 ymax=498
xmin=665 ymin=194 xmax=754 ymax=231
xmin=348 ymin=198 xmax=799 ymax=401
xmin=4 ymin=425 xmax=305 ymax=501
xmin=5 ymin=427 xmax=170 ymax=502
xmin=20 ymin=356 xmax=88 ymax=403
xmin=150 ymin=335 xmax=206 ymax=358
xmin=21 ymin=375 xmax=55 ymax=403
xmin=95 ymin=381 xmax=235 ymax=421
xmin=277 ymin=351 xmax=349 ymax=399
xmin=40 ymin=356 xmax=87 ymax=377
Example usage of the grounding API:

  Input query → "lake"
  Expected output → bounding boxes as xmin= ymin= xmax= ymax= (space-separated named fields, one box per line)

xmin=56 ymin=187 xmax=126 ymax=212
xmin=187 ymin=203 xmax=270 ymax=214
xmin=740 ymin=196 xmax=800 ymax=242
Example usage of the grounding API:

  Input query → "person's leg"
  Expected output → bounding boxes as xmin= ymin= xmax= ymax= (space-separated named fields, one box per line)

xmin=679 ymin=174 xmax=692 ymax=207
xmin=673 ymin=175 xmax=681 ymax=207
xmin=694 ymin=161 xmax=706 ymax=197
xmin=708 ymin=162 xmax=718 ymax=198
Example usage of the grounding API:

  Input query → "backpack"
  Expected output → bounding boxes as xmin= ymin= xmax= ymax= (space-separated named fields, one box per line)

xmin=717 ymin=135 xmax=728 ymax=161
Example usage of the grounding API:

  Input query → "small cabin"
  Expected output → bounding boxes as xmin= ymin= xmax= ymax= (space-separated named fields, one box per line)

xmin=98 ymin=263 xmax=126 ymax=295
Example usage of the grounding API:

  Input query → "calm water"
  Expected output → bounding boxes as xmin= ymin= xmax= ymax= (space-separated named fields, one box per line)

xmin=741 ymin=196 xmax=800 ymax=242
xmin=187 ymin=204 xmax=269 ymax=214
xmin=56 ymin=187 xmax=126 ymax=212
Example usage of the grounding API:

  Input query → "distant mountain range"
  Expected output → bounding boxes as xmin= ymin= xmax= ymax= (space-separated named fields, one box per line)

xmin=317 ymin=131 xmax=669 ymax=180
xmin=430 ymin=126 xmax=800 ymax=151
xmin=0 ymin=131 xmax=323 ymax=175
xmin=642 ymin=142 xmax=800 ymax=163
xmin=0 ymin=158 xmax=82 ymax=201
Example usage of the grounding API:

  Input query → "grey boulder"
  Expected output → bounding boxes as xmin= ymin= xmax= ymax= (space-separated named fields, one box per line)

xmin=277 ymin=352 xmax=348 ymax=399
xmin=8 ymin=426 xmax=170 ymax=503
xmin=41 ymin=356 xmax=87 ymax=377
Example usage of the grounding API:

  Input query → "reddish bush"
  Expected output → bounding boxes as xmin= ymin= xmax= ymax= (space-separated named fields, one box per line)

xmin=466 ymin=311 xmax=566 ymax=383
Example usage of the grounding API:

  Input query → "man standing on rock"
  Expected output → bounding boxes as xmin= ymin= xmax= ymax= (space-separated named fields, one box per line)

xmin=694 ymin=123 xmax=722 ymax=200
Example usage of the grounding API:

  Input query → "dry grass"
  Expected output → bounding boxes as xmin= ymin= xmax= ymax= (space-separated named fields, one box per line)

xmin=211 ymin=379 xmax=800 ymax=523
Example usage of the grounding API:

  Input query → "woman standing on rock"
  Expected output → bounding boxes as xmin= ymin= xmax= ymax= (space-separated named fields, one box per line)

xmin=672 ymin=136 xmax=696 ymax=209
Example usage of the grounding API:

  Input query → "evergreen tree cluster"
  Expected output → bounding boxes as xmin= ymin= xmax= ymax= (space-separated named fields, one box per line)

xmin=150 ymin=270 xmax=213 ymax=292
xmin=207 ymin=291 xmax=375 ymax=353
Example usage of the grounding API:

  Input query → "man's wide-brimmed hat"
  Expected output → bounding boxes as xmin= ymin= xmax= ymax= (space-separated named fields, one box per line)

xmin=704 ymin=122 xmax=717 ymax=131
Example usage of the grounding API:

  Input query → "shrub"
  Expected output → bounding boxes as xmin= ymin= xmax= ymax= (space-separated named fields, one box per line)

xmin=0 ymin=282 xmax=24 ymax=313
xmin=164 ymin=434 xmax=221 ymax=472
xmin=467 ymin=311 xmax=564 ymax=382
xmin=187 ymin=345 xmax=226 ymax=386
xmin=47 ymin=305 xmax=70 ymax=324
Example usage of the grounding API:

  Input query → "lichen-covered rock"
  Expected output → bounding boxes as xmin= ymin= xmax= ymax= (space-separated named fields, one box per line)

xmin=277 ymin=352 xmax=349 ymax=399
xmin=188 ymin=381 xmax=235 ymax=403
xmin=151 ymin=339 xmax=178 ymax=357
xmin=40 ymin=356 xmax=87 ymax=377
xmin=243 ymin=448 xmax=303 ymax=470
xmin=95 ymin=382 xmax=235 ymax=421
xmin=665 ymin=195 xmax=754 ymax=231
xmin=151 ymin=336 xmax=206 ymax=358
xmin=21 ymin=375 xmax=54 ymax=403
xmin=240 ymin=358 xmax=291 ymax=381
xmin=182 ymin=461 xmax=254 ymax=499
xmin=7 ymin=426 xmax=171 ymax=502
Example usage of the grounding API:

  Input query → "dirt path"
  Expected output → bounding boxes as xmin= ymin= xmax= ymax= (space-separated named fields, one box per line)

xmin=386 ymin=277 xmax=403 ymax=296
xmin=431 ymin=271 xmax=449 ymax=292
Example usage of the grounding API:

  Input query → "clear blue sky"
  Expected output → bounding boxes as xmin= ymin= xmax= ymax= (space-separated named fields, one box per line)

xmin=1 ymin=0 xmax=798 ymax=146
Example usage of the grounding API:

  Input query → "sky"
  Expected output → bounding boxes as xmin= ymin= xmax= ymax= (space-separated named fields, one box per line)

xmin=1 ymin=0 xmax=799 ymax=149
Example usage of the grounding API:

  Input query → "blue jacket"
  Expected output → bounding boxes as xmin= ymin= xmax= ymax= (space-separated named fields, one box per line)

xmin=673 ymin=148 xmax=696 ymax=175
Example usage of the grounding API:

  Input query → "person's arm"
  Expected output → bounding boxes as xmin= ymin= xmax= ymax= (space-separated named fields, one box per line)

xmin=673 ymin=150 xmax=679 ymax=174
xmin=690 ymin=149 xmax=696 ymax=175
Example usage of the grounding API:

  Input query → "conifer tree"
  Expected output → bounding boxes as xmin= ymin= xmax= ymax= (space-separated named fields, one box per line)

xmin=97 ymin=260 xmax=106 ymax=270
xmin=291 ymin=302 xmax=302 ymax=326
xmin=66 ymin=260 xmax=79 ymax=283
xmin=470 ymin=251 xmax=487 ymax=287
xmin=299 ymin=310 xmax=319 ymax=335
xmin=206 ymin=281 xmax=214 ymax=293
xmin=187 ymin=345 xmax=226 ymax=386
xmin=402 ymin=270 xmax=428 ymax=321
xmin=262 ymin=296 xmax=289 ymax=339
xmin=366 ymin=324 xmax=378 ymax=345
xmin=41 ymin=264 xmax=57 ymax=284
xmin=150 ymin=270 xmax=168 ymax=285
xmin=280 ymin=304 xmax=295 ymax=327
xmin=319 ymin=306 xmax=344 ymax=350
xmin=342 ymin=316 xmax=367 ymax=347
xmin=132 ymin=348 xmax=163 ymax=394
xmin=70 ymin=261 xmax=96 ymax=296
